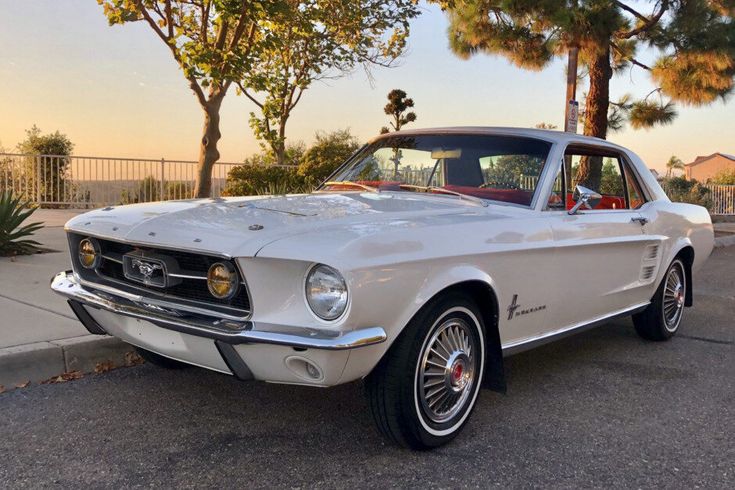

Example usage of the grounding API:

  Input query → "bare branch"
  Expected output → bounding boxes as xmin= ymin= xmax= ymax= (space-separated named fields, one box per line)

xmin=617 ymin=0 xmax=669 ymax=39
xmin=237 ymin=82 xmax=265 ymax=109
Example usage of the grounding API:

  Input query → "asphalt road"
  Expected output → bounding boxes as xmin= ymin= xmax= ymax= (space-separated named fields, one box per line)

xmin=2 ymin=248 xmax=734 ymax=489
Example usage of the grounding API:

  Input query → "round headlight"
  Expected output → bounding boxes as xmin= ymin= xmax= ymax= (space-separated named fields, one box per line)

xmin=78 ymin=238 xmax=100 ymax=269
xmin=207 ymin=262 xmax=238 ymax=299
xmin=305 ymin=264 xmax=348 ymax=321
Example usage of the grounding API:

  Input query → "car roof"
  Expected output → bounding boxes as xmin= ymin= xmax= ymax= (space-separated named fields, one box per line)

xmin=369 ymin=126 xmax=627 ymax=151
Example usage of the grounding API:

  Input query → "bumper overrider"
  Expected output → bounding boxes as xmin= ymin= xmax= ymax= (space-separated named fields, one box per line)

xmin=51 ymin=271 xmax=386 ymax=385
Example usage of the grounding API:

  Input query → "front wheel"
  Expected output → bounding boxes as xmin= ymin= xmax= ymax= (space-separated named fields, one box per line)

xmin=365 ymin=293 xmax=486 ymax=449
xmin=633 ymin=258 xmax=687 ymax=341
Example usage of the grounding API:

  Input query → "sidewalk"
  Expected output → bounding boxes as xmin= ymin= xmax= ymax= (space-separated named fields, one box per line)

xmin=0 ymin=209 xmax=134 ymax=390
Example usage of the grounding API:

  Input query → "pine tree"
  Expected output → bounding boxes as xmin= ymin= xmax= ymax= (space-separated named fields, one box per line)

xmin=438 ymin=0 xmax=735 ymax=186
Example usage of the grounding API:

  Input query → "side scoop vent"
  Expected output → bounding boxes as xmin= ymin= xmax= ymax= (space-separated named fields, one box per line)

xmin=639 ymin=244 xmax=661 ymax=284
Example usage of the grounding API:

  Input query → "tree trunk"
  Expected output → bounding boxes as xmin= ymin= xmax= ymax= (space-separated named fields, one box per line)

xmin=575 ymin=43 xmax=612 ymax=191
xmin=194 ymin=97 xmax=224 ymax=198
xmin=274 ymin=116 xmax=289 ymax=166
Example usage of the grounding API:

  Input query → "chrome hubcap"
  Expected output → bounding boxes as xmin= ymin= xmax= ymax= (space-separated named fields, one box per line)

xmin=418 ymin=319 xmax=477 ymax=424
xmin=663 ymin=263 xmax=685 ymax=332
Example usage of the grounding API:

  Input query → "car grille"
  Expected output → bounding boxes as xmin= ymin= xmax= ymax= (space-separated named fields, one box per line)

xmin=68 ymin=233 xmax=250 ymax=317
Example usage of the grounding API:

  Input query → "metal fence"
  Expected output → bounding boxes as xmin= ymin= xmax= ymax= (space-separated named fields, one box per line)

xmin=2 ymin=152 xmax=735 ymax=214
xmin=708 ymin=184 xmax=735 ymax=215
xmin=0 ymin=153 xmax=242 ymax=208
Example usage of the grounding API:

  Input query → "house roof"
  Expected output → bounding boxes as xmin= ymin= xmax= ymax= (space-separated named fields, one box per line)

xmin=686 ymin=152 xmax=735 ymax=167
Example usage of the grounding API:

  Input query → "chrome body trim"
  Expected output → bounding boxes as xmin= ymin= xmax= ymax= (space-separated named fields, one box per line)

xmin=77 ymin=275 xmax=251 ymax=321
xmin=502 ymin=302 xmax=650 ymax=356
xmin=51 ymin=271 xmax=386 ymax=351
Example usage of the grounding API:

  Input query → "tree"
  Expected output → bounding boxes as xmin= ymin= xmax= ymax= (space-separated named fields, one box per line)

xmin=665 ymin=155 xmax=685 ymax=177
xmin=98 ymin=0 xmax=282 ymax=198
xmin=297 ymin=129 xmax=360 ymax=183
xmin=240 ymin=1 xmax=419 ymax=166
xmin=17 ymin=125 xmax=75 ymax=204
xmin=380 ymin=89 xmax=417 ymax=134
xmin=440 ymin=0 xmax=735 ymax=189
xmin=712 ymin=168 xmax=735 ymax=184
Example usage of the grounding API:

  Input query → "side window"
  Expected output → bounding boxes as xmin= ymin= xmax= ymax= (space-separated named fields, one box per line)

xmin=547 ymin=164 xmax=565 ymax=209
xmin=565 ymin=149 xmax=627 ymax=210
xmin=625 ymin=168 xmax=645 ymax=209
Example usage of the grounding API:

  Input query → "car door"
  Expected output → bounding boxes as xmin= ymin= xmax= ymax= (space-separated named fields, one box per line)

xmin=544 ymin=144 xmax=657 ymax=330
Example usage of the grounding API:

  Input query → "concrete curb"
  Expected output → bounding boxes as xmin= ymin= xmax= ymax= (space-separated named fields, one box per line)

xmin=0 ymin=335 xmax=136 ymax=391
xmin=714 ymin=235 xmax=735 ymax=248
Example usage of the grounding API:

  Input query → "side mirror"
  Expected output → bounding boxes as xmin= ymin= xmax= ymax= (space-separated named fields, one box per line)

xmin=568 ymin=185 xmax=602 ymax=215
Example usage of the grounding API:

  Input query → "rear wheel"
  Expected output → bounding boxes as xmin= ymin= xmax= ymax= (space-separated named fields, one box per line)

xmin=365 ymin=293 xmax=486 ymax=449
xmin=633 ymin=258 xmax=686 ymax=341
xmin=135 ymin=347 xmax=189 ymax=369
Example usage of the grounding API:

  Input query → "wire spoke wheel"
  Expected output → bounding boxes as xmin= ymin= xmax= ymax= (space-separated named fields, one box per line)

xmin=662 ymin=261 xmax=685 ymax=332
xmin=417 ymin=318 xmax=479 ymax=424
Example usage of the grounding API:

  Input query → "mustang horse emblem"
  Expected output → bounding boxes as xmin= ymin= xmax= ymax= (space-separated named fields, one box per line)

xmin=131 ymin=258 xmax=163 ymax=279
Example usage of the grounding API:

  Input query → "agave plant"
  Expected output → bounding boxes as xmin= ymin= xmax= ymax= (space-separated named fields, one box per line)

xmin=0 ymin=191 xmax=43 ymax=256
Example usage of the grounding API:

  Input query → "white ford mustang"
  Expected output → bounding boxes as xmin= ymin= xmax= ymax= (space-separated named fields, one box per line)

xmin=52 ymin=127 xmax=713 ymax=449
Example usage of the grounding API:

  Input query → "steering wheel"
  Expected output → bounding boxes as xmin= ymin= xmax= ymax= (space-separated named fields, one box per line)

xmin=480 ymin=180 xmax=520 ymax=190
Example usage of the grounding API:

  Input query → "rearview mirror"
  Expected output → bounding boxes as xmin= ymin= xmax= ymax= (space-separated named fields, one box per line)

xmin=568 ymin=185 xmax=602 ymax=215
xmin=431 ymin=148 xmax=462 ymax=159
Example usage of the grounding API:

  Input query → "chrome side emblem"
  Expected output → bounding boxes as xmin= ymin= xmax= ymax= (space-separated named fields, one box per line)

xmin=249 ymin=224 xmax=264 ymax=231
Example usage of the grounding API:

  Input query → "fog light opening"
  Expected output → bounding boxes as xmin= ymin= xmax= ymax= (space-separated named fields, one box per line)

xmin=285 ymin=356 xmax=323 ymax=382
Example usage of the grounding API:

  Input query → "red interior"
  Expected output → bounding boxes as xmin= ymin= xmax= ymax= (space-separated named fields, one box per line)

xmin=563 ymin=193 xmax=626 ymax=210
xmin=326 ymin=181 xmax=627 ymax=209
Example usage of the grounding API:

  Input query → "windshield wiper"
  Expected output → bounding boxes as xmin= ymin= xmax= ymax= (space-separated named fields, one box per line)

xmin=320 ymin=181 xmax=379 ymax=193
xmin=397 ymin=184 xmax=488 ymax=207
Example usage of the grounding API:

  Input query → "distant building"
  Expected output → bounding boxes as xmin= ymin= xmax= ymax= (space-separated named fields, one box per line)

xmin=685 ymin=153 xmax=735 ymax=181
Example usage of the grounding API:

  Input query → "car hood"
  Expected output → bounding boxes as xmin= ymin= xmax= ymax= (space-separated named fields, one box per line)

xmin=65 ymin=192 xmax=512 ymax=258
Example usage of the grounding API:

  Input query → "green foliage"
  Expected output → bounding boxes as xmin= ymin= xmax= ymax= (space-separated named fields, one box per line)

xmin=241 ymin=2 xmax=419 ymax=165
xmin=712 ymin=169 xmax=735 ymax=185
xmin=223 ymin=161 xmax=309 ymax=197
xmin=16 ymin=125 xmax=75 ymax=205
xmin=665 ymin=156 xmax=685 ymax=178
xmin=297 ymin=130 xmax=360 ymax=183
xmin=663 ymin=176 xmax=713 ymax=208
xmin=439 ymin=0 xmax=735 ymax=133
xmin=0 ymin=191 xmax=43 ymax=256
xmin=599 ymin=160 xmax=624 ymax=196
xmin=380 ymin=89 xmax=417 ymax=134
xmin=224 ymin=129 xmax=359 ymax=196
xmin=97 ymin=1 xmax=288 ymax=197
xmin=628 ymin=100 xmax=677 ymax=129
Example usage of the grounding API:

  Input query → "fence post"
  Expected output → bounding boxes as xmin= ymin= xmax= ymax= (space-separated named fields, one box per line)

xmin=160 ymin=158 xmax=165 ymax=201
xmin=35 ymin=155 xmax=42 ymax=205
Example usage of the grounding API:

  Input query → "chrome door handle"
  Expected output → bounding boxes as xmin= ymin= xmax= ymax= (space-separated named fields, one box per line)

xmin=631 ymin=216 xmax=648 ymax=225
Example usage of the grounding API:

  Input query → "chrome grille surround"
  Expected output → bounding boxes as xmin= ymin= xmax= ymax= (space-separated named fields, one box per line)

xmin=67 ymin=233 xmax=251 ymax=320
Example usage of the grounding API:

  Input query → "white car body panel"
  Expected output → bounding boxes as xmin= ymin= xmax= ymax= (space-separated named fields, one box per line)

xmin=54 ymin=127 xmax=714 ymax=387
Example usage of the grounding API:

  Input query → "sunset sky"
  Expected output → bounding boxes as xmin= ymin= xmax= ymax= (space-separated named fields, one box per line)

xmin=1 ymin=0 xmax=733 ymax=172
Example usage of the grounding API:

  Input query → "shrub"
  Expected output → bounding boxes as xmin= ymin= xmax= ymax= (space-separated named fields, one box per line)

xmin=16 ymin=125 xmax=75 ymax=206
xmin=297 ymin=129 xmax=360 ymax=183
xmin=663 ymin=176 xmax=712 ymax=208
xmin=224 ymin=130 xmax=359 ymax=197
xmin=223 ymin=161 xmax=309 ymax=197
xmin=712 ymin=169 xmax=735 ymax=185
xmin=0 ymin=191 xmax=43 ymax=256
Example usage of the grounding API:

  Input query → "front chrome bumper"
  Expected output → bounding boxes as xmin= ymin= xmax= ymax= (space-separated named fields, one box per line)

xmin=51 ymin=271 xmax=387 ymax=351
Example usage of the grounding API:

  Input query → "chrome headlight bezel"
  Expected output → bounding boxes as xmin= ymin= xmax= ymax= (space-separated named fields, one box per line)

xmin=304 ymin=264 xmax=349 ymax=321
xmin=78 ymin=237 xmax=101 ymax=270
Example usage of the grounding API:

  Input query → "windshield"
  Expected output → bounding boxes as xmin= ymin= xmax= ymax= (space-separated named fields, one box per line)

xmin=323 ymin=134 xmax=552 ymax=207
